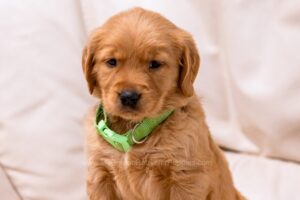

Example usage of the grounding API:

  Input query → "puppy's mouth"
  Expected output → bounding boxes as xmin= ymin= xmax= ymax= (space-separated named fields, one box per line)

xmin=116 ymin=105 xmax=147 ymax=121
xmin=106 ymin=101 xmax=159 ymax=122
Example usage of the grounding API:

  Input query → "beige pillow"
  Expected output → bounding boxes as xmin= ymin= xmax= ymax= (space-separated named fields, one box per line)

xmin=226 ymin=152 xmax=300 ymax=200
xmin=0 ymin=1 xmax=91 ymax=199
xmin=0 ymin=166 xmax=20 ymax=200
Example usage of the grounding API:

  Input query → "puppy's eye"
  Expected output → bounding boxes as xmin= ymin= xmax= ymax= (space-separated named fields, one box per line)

xmin=149 ymin=60 xmax=162 ymax=69
xmin=106 ymin=58 xmax=117 ymax=67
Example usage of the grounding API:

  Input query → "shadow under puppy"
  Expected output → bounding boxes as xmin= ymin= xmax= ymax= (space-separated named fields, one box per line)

xmin=82 ymin=7 xmax=245 ymax=200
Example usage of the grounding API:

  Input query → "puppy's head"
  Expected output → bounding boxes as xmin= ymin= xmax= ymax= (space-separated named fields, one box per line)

xmin=82 ymin=8 xmax=200 ymax=121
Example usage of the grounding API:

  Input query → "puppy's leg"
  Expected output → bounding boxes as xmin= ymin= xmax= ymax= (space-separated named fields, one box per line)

xmin=169 ymin=172 xmax=211 ymax=200
xmin=169 ymin=172 xmax=244 ymax=200
xmin=87 ymin=164 xmax=121 ymax=200
xmin=146 ymin=161 xmax=211 ymax=200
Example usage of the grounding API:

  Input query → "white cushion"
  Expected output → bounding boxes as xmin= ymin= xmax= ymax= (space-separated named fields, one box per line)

xmin=0 ymin=1 xmax=91 ymax=199
xmin=226 ymin=152 xmax=300 ymax=200
xmin=0 ymin=166 xmax=20 ymax=200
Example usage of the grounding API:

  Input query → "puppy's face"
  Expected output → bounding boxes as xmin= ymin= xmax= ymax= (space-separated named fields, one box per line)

xmin=82 ymin=8 xmax=200 ymax=121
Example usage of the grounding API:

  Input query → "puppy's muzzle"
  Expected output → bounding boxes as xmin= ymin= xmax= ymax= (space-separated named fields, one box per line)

xmin=119 ymin=90 xmax=141 ymax=108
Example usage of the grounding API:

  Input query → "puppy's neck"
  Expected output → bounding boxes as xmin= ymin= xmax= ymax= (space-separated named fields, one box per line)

xmin=106 ymin=114 xmax=138 ymax=135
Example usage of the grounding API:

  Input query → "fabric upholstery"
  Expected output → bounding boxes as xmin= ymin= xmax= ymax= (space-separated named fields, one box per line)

xmin=226 ymin=152 xmax=300 ymax=200
xmin=0 ymin=1 xmax=90 ymax=199
xmin=0 ymin=165 xmax=21 ymax=200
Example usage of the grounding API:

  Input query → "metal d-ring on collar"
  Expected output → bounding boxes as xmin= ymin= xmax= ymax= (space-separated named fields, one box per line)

xmin=131 ymin=122 xmax=148 ymax=144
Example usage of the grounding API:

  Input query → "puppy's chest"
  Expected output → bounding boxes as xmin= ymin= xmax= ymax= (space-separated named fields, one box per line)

xmin=108 ymin=148 xmax=166 ymax=180
xmin=105 ymin=147 xmax=172 ymax=198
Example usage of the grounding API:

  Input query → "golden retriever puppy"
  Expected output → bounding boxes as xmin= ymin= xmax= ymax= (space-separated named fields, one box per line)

xmin=82 ymin=7 xmax=245 ymax=200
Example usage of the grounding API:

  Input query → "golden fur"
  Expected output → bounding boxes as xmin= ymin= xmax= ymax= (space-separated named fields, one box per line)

xmin=82 ymin=7 xmax=245 ymax=200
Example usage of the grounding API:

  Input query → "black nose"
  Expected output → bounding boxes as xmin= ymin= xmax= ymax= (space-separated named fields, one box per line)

xmin=119 ymin=90 xmax=141 ymax=108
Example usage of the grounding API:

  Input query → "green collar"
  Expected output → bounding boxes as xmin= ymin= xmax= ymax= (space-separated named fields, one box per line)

xmin=95 ymin=105 xmax=174 ymax=152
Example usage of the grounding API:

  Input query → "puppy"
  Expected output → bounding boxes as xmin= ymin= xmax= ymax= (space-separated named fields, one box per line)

xmin=82 ymin=7 xmax=245 ymax=200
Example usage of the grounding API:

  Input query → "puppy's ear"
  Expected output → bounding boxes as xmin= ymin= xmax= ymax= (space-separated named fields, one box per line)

xmin=178 ymin=31 xmax=200 ymax=97
xmin=82 ymin=45 xmax=96 ymax=94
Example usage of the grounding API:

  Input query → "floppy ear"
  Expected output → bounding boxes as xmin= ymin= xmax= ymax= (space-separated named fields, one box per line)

xmin=178 ymin=32 xmax=200 ymax=97
xmin=82 ymin=45 xmax=96 ymax=94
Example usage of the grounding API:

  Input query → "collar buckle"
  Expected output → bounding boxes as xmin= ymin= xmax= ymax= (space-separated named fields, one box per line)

xmin=96 ymin=120 xmax=131 ymax=152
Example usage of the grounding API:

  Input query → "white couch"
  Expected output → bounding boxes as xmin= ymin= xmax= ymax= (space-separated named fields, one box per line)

xmin=1 ymin=1 xmax=299 ymax=200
